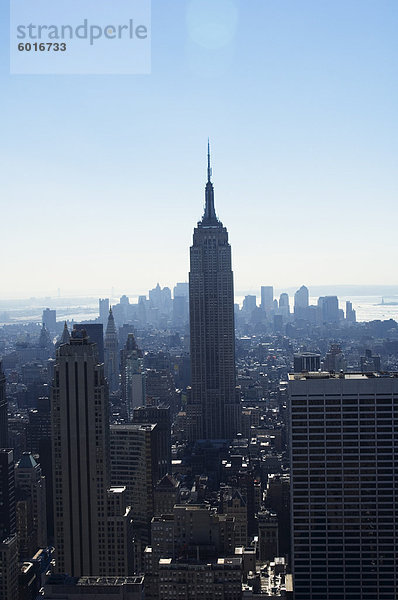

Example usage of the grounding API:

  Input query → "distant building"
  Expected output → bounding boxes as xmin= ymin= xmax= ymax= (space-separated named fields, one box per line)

xmin=346 ymin=300 xmax=356 ymax=323
xmin=73 ymin=323 xmax=104 ymax=363
xmin=324 ymin=344 xmax=346 ymax=372
xmin=360 ymin=349 xmax=381 ymax=372
xmin=294 ymin=285 xmax=309 ymax=318
xmin=42 ymin=309 xmax=56 ymax=333
xmin=39 ymin=324 xmax=53 ymax=351
xmin=172 ymin=295 xmax=188 ymax=327
xmin=278 ymin=292 xmax=290 ymax=318
xmin=293 ymin=352 xmax=321 ymax=372
xmin=318 ymin=295 xmax=340 ymax=323
xmin=173 ymin=282 xmax=189 ymax=298
xmin=242 ymin=295 xmax=257 ymax=314
xmin=260 ymin=286 xmax=274 ymax=313
xmin=98 ymin=298 xmax=109 ymax=325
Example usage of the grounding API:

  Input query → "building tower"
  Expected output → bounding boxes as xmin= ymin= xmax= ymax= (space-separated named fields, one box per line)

xmin=187 ymin=142 xmax=240 ymax=440
xmin=104 ymin=307 xmax=119 ymax=393
xmin=120 ymin=333 xmax=146 ymax=420
xmin=0 ymin=449 xmax=15 ymax=542
xmin=289 ymin=371 xmax=398 ymax=599
xmin=99 ymin=298 xmax=110 ymax=325
xmin=51 ymin=329 xmax=132 ymax=576
xmin=15 ymin=452 xmax=47 ymax=552
xmin=294 ymin=285 xmax=309 ymax=320
xmin=0 ymin=448 xmax=18 ymax=600
xmin=42 ymin=308 xmax=57 ymax=333
xmin=260 ymin=286 xmax=274 ymax=313
xmin=0 ymin=361 xmax=8 ymax=448
xmin=346 ymin=300 xmax=356 ymax=323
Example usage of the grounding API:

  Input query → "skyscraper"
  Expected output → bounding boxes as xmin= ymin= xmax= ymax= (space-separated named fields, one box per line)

xmin=0 ymin=449 xmax=15 ymax=542
xmin=42 ymin=308 xmax=57 ymax=333
xmin=15 ymin=452 xmax=47 ymax=552
xmin=346 ymin=300 xmax=357 ymax=323
xmin=51 ymin=329 xmax=132 ymax=576
xmin=260 ymin=286 xmax=274 ymax=313
xmin=0 ymin=361 xmax=8 ymax=448
xmin=74 ymin=323 xmax=104 ymax=363
xmin=110 ymin=423 xmax=161 ymax=545
xmin=294 ymin=285 xmax=309 ymax=320
xmin=289 ymin=371 xmax=398 ymax=599
xmin=120 ymin=333 xmax=145 ymax=420
xmin=187 ymin=143 xmax=240 ymax=440
xmin=104 ymin=308 xmax=119 ymax=393
xmin=98 ymin=298 xmax=109 ymax=325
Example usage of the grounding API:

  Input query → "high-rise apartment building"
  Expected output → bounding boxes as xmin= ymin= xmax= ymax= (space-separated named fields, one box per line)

xmin=188 ymin=143 xmax=240 ymax=440
xmin=0 ymin=361 xmax=8 ymax=448
xmin=289 ymin=372 xmax=398 ymax=600
xmin=51 ymin=330 xmax=132 ymax=576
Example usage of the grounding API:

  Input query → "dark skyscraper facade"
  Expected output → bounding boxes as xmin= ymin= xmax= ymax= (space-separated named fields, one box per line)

xmin=188 ymin=144 xmax=240 ymax=441
xmin=51 ymin=330 xmax=133 ymax=576
xmin=289 ymin=372 xmax=398 ymax=599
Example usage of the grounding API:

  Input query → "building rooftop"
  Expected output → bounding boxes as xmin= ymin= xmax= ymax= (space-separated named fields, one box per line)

xmin=110 ymin=423 xmax=156 ymax=432
xmin=77 ymin=576 xmax=144 ymax=586
xmin=289 ymin=371 xmax=398 ymax=381
xmin=17 ymin=452 xmax=38 ymax=470
xmin=108 ymin=486 xmax=126 ymax=494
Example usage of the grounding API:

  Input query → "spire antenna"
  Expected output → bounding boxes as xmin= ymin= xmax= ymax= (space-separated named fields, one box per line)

xmin=207 ymin=138 xmax=212 ymax=182
xmin=202 ymin=139 xmax=218 ymax=224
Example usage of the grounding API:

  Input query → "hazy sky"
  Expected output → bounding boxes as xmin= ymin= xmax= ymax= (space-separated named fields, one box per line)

xmin=1 ymin=0 xmax=397 ymax=298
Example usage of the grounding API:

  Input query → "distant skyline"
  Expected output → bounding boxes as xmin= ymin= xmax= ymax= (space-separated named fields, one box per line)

xmin=1 ymin=0 xmax=397 ymax=296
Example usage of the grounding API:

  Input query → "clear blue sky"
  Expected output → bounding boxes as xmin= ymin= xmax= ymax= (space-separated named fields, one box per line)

xmin=1 ymin=0 xmax=397 ymax=298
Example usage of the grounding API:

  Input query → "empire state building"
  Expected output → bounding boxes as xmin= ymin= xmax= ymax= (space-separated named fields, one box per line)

xmin=188 ymin=143 xmax=241 ymax=441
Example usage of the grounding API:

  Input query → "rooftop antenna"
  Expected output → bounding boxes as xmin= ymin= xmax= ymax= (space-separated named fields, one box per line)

xmin=207 ymin=138 xmax=212 ymax=182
